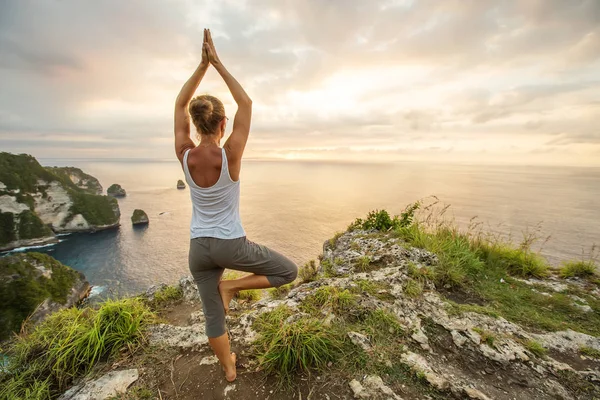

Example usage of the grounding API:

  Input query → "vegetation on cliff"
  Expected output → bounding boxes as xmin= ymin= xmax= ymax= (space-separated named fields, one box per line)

xmin=45 ymin=167 xmax=103 ymax=195
xmin=131 ymin=209 xmax=149 ymax=225
xmin=0 ymin=152 xmax=120 ymax=248
xmin=107 ymin=184 xmax=126 ymax=197
xmin=0 ymin=253 xmax=81 ymax=341
xmin=0 ymin=298 xmax=155 ymax=399
xmin=1 ymin=202 xmax=598 ymax=399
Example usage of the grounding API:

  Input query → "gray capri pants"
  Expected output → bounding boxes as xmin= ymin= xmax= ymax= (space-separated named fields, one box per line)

xmin=189 ymin=236 xmax=298 ymax=338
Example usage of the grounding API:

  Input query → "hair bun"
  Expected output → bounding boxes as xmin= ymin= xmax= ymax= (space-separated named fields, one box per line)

xmin=189 ymin=95 xmax=225 ymax=136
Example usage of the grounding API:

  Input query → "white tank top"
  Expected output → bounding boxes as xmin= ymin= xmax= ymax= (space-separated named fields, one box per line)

xmin=182 ymin=148 xmax=246 ymax=240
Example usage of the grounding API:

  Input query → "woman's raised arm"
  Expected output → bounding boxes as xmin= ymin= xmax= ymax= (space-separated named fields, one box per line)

xmin=204 ymin=30 xmax=252 ymax=162
xmin=174 ymin=29 xmax=210 ymax=163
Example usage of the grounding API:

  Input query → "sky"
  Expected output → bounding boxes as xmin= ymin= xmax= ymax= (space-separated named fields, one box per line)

xmin=0 ymin=0 xmax=599 ymax=166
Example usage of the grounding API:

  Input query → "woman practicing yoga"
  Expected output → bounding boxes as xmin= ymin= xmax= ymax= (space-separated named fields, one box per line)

xmin=173 ymin=29 xmax=297 ymax=382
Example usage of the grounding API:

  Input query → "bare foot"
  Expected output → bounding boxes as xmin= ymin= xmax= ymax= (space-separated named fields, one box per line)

xmin=218 ymin=281 xmax=237 ymax=314
xmin=224 ymin=352 xmax=237 ymax=382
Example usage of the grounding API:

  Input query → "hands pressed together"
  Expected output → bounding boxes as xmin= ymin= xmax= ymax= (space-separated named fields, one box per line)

xmin=202 ymin=28 xmax=221 ymax=67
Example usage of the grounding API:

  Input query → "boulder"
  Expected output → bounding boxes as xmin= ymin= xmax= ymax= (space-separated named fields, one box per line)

xmin=177 ymin=179 xmax=186 ymax=189
xmin=131 ymin=209 xmax=149 ymax=225
xmin=58 ymin=369 xmax=139 ymax=400
xmin=107 ymin=183 xmax=126 ymax=197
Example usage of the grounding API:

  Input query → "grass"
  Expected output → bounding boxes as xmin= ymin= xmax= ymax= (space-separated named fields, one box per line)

xmin=320 ymin=259 xmax=338 ymax=278
xmin=579 ymin=346 xmax=600 ymax=359
xmin=524 ymin=340 xmax=547 ymax=358
xmin=328 ymin=231 xmax=344 ymax=249
xmin=237 ymin=289 xmax=261 ymax=302
xmin=0 ymin=253 xmax=80 ymax=341
xmin=341 ymin=202 xmax=600 ymax=336
xmin=298 ymin=260 xmax=318 ymax=282
xmin=472 ymin=327 xmax=496 ymax=348
xmin=0 ymin=298 xmax=155 ymax=399
xmin=352 ymin=279 xmax=395 ymax=302
xmin=355 ymin=256 xmax=371 ymax=272
xmin=300 ymin=286 xmax=357 ymax=315
xmin=145 ymin=285 xmax=182 ymax=309
xmin=269 ymin=283 xmax=294 ymax=299
xmin=560 ymin=260 xmax=597 ymax=279
xmin=403 ymin=279 xmax=424 ymax=298
xmin=253 ymin=305 xmax=344 ymax=382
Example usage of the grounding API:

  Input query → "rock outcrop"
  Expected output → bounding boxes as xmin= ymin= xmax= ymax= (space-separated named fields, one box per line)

xmin=131 ymin=209 xmax=149 ymax=225
xmin=140 ymin=229 xmax=600 ymax=399
xmin=177 ymin=179 xmax=186 ymax=189
xmin=0 ymin=152 xmax=121 ymax=251
xmin=107 ymin=184 xmax=126 ymax=197
xmin=46 ymin=167 xmax=103 ymax=195
xmin=0 ymin=252 xmax=90 ymax=340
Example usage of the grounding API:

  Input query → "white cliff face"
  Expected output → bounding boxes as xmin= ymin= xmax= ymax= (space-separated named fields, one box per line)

xmin=33 ymin=181 xmax=78 ymax=231
xmin=0 ymin=181 xmax=6 ymax=190
xmin=64 ymin=214 xmax=91 ymax=231
xmin=0 ymin=195 xmax=30 ymax=214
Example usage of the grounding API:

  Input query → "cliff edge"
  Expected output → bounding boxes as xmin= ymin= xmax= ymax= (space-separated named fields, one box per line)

xmin=0 ymin=152 xmax=121 ymax=251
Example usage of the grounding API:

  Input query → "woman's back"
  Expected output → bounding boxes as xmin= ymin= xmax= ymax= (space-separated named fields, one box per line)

xmin=182 ymin=146 xmax=245 ymax=240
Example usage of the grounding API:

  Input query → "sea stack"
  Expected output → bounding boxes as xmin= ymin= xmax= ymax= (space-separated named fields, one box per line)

xmin=107 ymin=184 xmax=126 ymax=197
xmin=131 ymin=209 xmax=149 ymax=225
xmin=177 ymin=179 xmax=186 ymax=189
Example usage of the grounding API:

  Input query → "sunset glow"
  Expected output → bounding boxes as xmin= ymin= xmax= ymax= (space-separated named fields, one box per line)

xmin=1 ymin=0 xmax=599 ymax=165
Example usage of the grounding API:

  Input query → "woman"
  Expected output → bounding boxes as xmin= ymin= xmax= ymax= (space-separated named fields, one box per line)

xmin=174 ymin=29 xmax=298 ymax=382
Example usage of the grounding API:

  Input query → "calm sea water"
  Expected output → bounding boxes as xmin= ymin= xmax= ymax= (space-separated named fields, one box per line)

xmin=6 ymin=159 xmax=600 ymax=296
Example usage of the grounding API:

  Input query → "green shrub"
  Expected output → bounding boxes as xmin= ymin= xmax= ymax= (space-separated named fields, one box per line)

xmin=524 ymin=340 xmax=547 ymax=358
xmin=0 ymin=253 xmax=80 ymax=341
xmin=0 ymin=298 xmax=155 ymax=398
xmin=478 ymin=242 xmax=548 ymax=278
xmin=298 ymin=260 xmax=318 ymax=282
xmin=0 ymin=212 xmax=17 ymax=246
xmin=560 ymin=261 xmax=596 ymax=279
xmin=349 ymin=203 xmax=420 ymax=232
xmin=253 ymin=306 xmax=343 ymax=381
xmin=18 ymin=210 xmax=52 ymax=240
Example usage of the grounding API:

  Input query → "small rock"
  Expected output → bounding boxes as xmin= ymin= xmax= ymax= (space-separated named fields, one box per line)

xmin=463 ymin=387 xmax=492 ymax=400
xmin=200 ymin=355 xmax=218 ymax=365
xmin=145 ymin=283 xmax=167 ymax=302
xmin=451 ymin=330 xmax=468 ymax=347
xmin=411 ymin=326 xmax=431 ymax=351
xmin=177 ymin=179 xmax=186 ymax=189
xmin=348 ymin=331 xmax=372 ymax=352
xmin=107 ymin=183 xmax=126 ymax=197
xmin=179 ymin=276 xmax=200 ymax=302
xmin=349 ymin=375 xmax=402 ymax=399
xmin=148 ymin=323 xmax=208 ymax=350
xmin=58 ymin=369 xmax=138 ymax=400
xmin=131 ymin=209 xmax=149 ymax=225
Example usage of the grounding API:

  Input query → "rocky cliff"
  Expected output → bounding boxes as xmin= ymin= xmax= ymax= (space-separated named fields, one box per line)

xmin=3 ymin=209 xmax=599 ymax=399
xmin=0 ymin=252 xmax=90 ymax=341
xmin=0 ymin=152 xmax=120 ymax=251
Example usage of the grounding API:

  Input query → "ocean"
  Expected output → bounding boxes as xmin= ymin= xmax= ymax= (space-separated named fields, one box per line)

xmin=6 ymin=159 xmax=600 ymax=297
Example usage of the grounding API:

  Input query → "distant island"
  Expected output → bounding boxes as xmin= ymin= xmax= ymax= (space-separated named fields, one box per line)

xmin=0 ymin=152 xmax=121 ymax=252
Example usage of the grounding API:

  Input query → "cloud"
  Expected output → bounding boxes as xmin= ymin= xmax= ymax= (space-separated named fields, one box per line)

xmin=0 ymin=0 xmax=599 ymax=165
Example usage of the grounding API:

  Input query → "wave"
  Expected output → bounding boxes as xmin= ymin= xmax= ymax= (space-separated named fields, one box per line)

xmin=6 ymin=242 xmax=57 ymax=253
xmin=89 ymin=286 xmax=106 ymax=297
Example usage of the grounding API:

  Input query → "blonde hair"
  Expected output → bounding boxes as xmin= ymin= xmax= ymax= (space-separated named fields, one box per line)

xmin=188 ymin=95 xmax=225 ymax=136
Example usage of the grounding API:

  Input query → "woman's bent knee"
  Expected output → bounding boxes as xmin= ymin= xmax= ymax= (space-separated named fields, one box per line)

xmin=268 ymin=259 xmax=297 ymax=287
